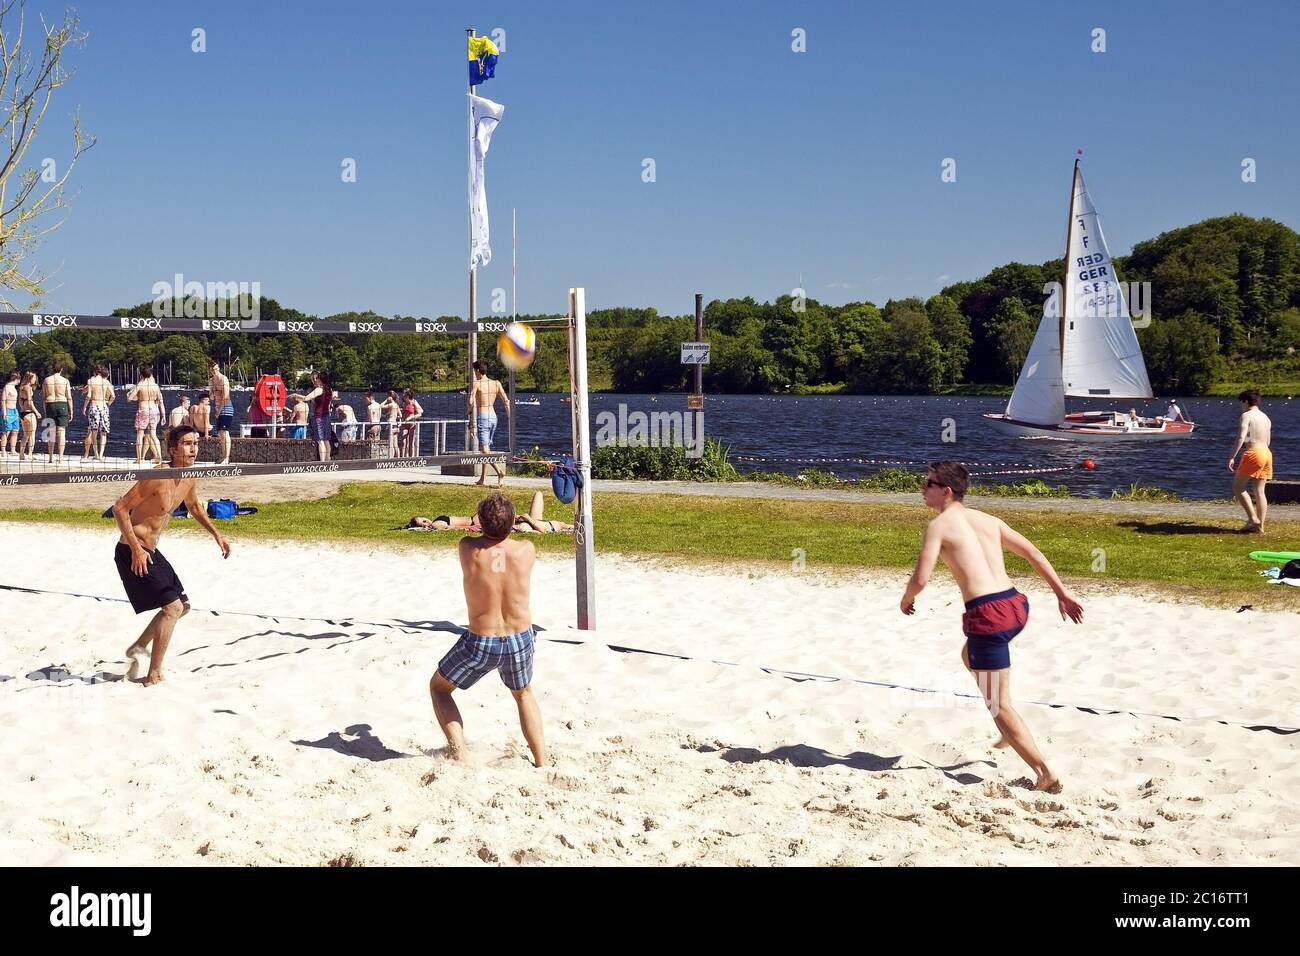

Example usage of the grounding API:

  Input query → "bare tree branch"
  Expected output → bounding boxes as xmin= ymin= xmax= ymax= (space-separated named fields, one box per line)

xmin=0 ymin=1 xmax=94 ymax=306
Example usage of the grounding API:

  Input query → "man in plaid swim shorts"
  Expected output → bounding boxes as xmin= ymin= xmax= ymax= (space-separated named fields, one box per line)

xmin=430 ymin=492 xmax=547 ymax=767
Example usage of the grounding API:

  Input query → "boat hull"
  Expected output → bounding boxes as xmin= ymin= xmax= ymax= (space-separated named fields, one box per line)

xmin=983 ymin=412 xmax=1196 ymax=442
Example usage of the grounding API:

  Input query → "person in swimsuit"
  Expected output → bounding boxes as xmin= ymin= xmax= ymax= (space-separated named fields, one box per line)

xmin=364 ymin=390 xmax=382 ymax=441
xmin=380 ymin=390 xmax=402 ymax=458
xmin=189 ymin=393 xmax=212 ymax=438
xmin=128 ymin=367 xmax=166 ymax=465
xmin=430 ymin=492 xmax=545 ymax=767
xmin=81 ymin=364 xmax=116 ymax=462
xmin=407 ymin=514 xmax=482 ymax=532
xmin=286 ymin=396 xmax=309 ymax=439
xmin=208 ymin=359 xmax=235 ymax=465
xmin=41 ymin=362 xmax=74 ymax=463
xmin=512 ymin=491 xmax=575 ymax=534
xmin=168 ymin=396 xmax=192 ymax=430
xmin=467 ymin=360 xmax=509 ymax=487
xmin=400 ymin=388 xmax=424 ymax=457
xmin=1229 ymin=388 xmax=1273 ymax=534
xmin=111 ymin=424 xmax=231 ymax=686
xmin=17 ymin=371 xmax=39 ymax=460
xmin=407 ymin=493 xmax=572 ymax=534
xmin=900 ymin=461 xmax=1084 ymax=793
xmin=0 ymin=370 xmax=19 ymax=461
xmin=334 ymin=400 xmax=359 ymax=442
xmin=291 ymin=370 xmax=335 ymax=461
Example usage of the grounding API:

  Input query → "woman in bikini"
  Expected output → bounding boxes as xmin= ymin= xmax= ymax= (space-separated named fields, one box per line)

xmin=400 ymin=388 xmax=424 ymax=457
xmin=407 ymin=493 xmax=572 ymax=534
xmin=17 ymin=371 xmax=39 ymax=459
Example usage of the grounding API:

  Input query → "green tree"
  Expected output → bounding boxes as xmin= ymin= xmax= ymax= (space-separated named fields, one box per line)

xmin=528 ymin=332 xmax=566 ymax=391
xmin=1139 ymin=311 xmax=1224 ymax=394
xmin=826 ymin=303 xmax=885 ymax=388
xmin=873 ymin=311 xmax=944 ymax=393
xmin=926 ymin=294 xmax=972 ymax=384
xmin=364 ymin=335 xmax=430 ymax=390
xmin=986 ymin=297 xmax=1037 ymax=383
xmin=330 ymin=345 xmax=362 ymax=388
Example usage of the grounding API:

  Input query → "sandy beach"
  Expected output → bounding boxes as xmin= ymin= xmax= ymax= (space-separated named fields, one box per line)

xmin=0 ymin=520 xmax=1295 ymax=866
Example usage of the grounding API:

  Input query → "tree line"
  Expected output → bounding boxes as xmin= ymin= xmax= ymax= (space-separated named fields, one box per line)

xmin=2 ymin=214 xmax=1297 ymax=396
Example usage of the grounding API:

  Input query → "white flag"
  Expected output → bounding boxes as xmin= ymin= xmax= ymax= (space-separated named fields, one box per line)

xmin=470 ymin=94 xmax=504 ymax=271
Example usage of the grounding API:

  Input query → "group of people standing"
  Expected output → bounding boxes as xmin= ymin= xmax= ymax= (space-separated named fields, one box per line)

xmin=249 ymin=372 xmax=428 ymax=463
xmin=0 ymin=358 xmax=238 ymax=467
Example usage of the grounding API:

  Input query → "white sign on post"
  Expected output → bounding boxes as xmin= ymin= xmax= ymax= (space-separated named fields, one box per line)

xmin=681 ymin=342 xmax=710 ymax=365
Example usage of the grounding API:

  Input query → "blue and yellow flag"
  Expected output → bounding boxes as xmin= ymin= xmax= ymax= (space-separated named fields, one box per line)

xmin=468 ymin=36 xmax=499 ymax=86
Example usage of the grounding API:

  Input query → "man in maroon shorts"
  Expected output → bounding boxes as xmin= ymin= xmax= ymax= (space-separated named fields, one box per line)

xmin=900 ymin=461 xmax=1084 ymax=791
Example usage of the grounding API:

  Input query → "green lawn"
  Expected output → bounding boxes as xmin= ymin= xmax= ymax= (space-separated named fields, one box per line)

xmin=3 ymin=483 xmax=1297 ymax=607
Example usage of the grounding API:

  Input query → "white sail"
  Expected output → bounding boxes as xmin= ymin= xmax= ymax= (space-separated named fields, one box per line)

xmin=1004 ymin=290 xmax=1065 ymax=426
xmin=1061 ymin=168 xmax=1153 ymax=398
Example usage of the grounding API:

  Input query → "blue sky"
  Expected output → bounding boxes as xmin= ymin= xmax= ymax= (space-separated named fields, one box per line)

xmin=20 ymin=0 xmax=1300 ymax=319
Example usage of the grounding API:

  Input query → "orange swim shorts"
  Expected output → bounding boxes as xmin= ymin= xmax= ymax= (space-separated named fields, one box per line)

xmin=1237 ymin=446 xmax=1273 ymax=480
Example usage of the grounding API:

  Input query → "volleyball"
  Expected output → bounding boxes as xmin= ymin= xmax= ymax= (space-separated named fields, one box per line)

xmin=497 ymin=322 xmax=537 ymax=370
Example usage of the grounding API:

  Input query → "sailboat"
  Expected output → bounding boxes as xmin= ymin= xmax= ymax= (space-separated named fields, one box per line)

xmin=983 ymin=160 xmax=1195 ymax=441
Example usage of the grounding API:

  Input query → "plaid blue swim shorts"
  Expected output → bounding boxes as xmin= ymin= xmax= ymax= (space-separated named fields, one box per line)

xmin=438 ymin=627 xmax=535 ymax=691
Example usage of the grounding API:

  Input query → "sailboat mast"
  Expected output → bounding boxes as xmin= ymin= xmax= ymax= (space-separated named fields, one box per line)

xmin=1060 ymin=159 xmax=1080 ymax=363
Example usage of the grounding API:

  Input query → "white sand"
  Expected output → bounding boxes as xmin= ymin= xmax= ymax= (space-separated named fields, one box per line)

xmin=0 ymin=522 xmax=1295 ymax=866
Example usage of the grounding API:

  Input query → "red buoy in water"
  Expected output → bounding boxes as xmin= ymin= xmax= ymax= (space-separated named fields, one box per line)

xmin=1081 ymin=459 xmax=1096 ymax=470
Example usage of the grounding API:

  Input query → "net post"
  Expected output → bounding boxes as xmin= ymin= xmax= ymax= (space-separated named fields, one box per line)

xmin=569 ymin=287 xmax=595 ymax=630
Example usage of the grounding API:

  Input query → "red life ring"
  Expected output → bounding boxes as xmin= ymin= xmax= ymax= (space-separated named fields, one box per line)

xmin=254 ymin=374 xmax=288 ymax=416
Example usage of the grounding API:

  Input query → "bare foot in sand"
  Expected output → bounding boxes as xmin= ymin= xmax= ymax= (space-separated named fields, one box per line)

xmin=125 ymin=645 xmax=149 ymax=681
xmin=1035 ymin=772 xmax=1062 ymax=792
xmin=993 ymin=735 xmax=1011 ymax=749
xmin=142 ymin=671 xmax=165 ymax=687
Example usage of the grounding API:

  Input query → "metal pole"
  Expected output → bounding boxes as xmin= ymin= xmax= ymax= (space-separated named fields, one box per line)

xmin=508 ymin=206 xmax=516 ymax=456
xmin=694 ymin=292 xmax=704 ymax=450
xmin=466 ymin=27 xmax=478 ymax=455
xmin=570 ymin=287 xmax=595 ymax=630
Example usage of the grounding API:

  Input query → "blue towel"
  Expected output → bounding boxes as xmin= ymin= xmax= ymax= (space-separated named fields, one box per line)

xmin=551 ymin=454 xmax=582 ymax=505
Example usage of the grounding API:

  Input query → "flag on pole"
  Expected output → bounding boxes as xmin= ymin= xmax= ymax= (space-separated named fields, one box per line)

xmin=469 ymin=94 xmax=505 ymax=270
xmin=468 ymin=36 xmax=499 ymax=85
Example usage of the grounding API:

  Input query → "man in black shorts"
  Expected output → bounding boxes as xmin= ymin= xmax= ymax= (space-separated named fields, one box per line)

xmin=112 ymin=425 xmax=232 ymax=685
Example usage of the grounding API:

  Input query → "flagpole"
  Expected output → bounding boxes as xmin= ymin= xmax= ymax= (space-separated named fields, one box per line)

xmin=466 ymin=27 xmax=479 ymax=456
xmin=508 ymin=206 xmax=516 ymax=456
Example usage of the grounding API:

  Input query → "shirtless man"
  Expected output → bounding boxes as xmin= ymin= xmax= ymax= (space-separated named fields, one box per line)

xmin=1 ymin=370 xmax=19 ymax=460
xmin=112 ymin=425 xmax=231 ymax=685
xmin=168 ymin=395 xmax=191 ymax=430
xmin=900 ymin=461 xmax=1084 ymax=792
xmin=208 ymin=359 xmax=234 ymax=465
xmin=128 ymin=368 xmax=166 ymax=465
xmin=334 ymin=400 xmax=359 ymax=442
xmin=288 ymin=396 xmax=309 ymax=438
xmin=364 ymin=390 xmax=382 ymax=441
xmin=1229 ymin=389 xmax=1273 ymax=533
xmin=82 ymin=365 xmax=116 ymax=462
xmin=430 ymin=492 xmax=545 ymax=767
xmin=468 ymin=360 xmax=509 ymax=486
xmin=42 ymin=362 xmax=74 ymax=463
xmin=189 ymin=394 xmax=212 ymax=438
